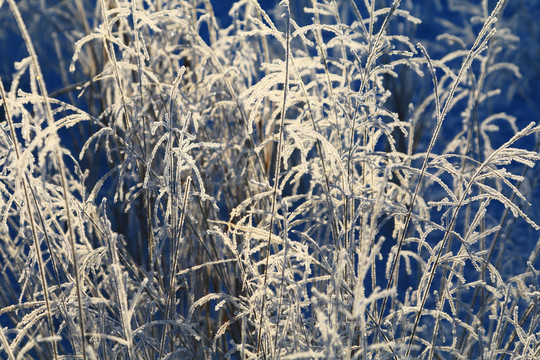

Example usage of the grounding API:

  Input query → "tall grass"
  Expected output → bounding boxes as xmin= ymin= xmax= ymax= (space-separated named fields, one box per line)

xmin=1 ymin=0 xmax=539 ymax=358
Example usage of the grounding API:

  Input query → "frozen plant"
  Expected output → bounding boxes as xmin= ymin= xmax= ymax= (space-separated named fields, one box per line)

xmin=0 ymin=0 xmax=539 ymax=359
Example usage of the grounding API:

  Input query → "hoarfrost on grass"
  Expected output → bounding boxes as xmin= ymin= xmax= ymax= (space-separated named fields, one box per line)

xmin=0 ymin=0 xmax=539 ymax=359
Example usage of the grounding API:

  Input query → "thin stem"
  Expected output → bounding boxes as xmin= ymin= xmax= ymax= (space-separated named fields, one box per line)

xmin=257 ymin=5 xmax=290 ymax=357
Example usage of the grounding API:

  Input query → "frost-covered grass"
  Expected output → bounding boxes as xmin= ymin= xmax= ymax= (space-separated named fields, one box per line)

xmin=1 ymin=0 xmax=540 ymax=358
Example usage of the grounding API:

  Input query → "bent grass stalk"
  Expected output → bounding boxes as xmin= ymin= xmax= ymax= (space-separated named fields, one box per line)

xmin=7 ymin=0 xmax=86 ymax=358
xmin=378 ymin=0 xmax=507 ymax=328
